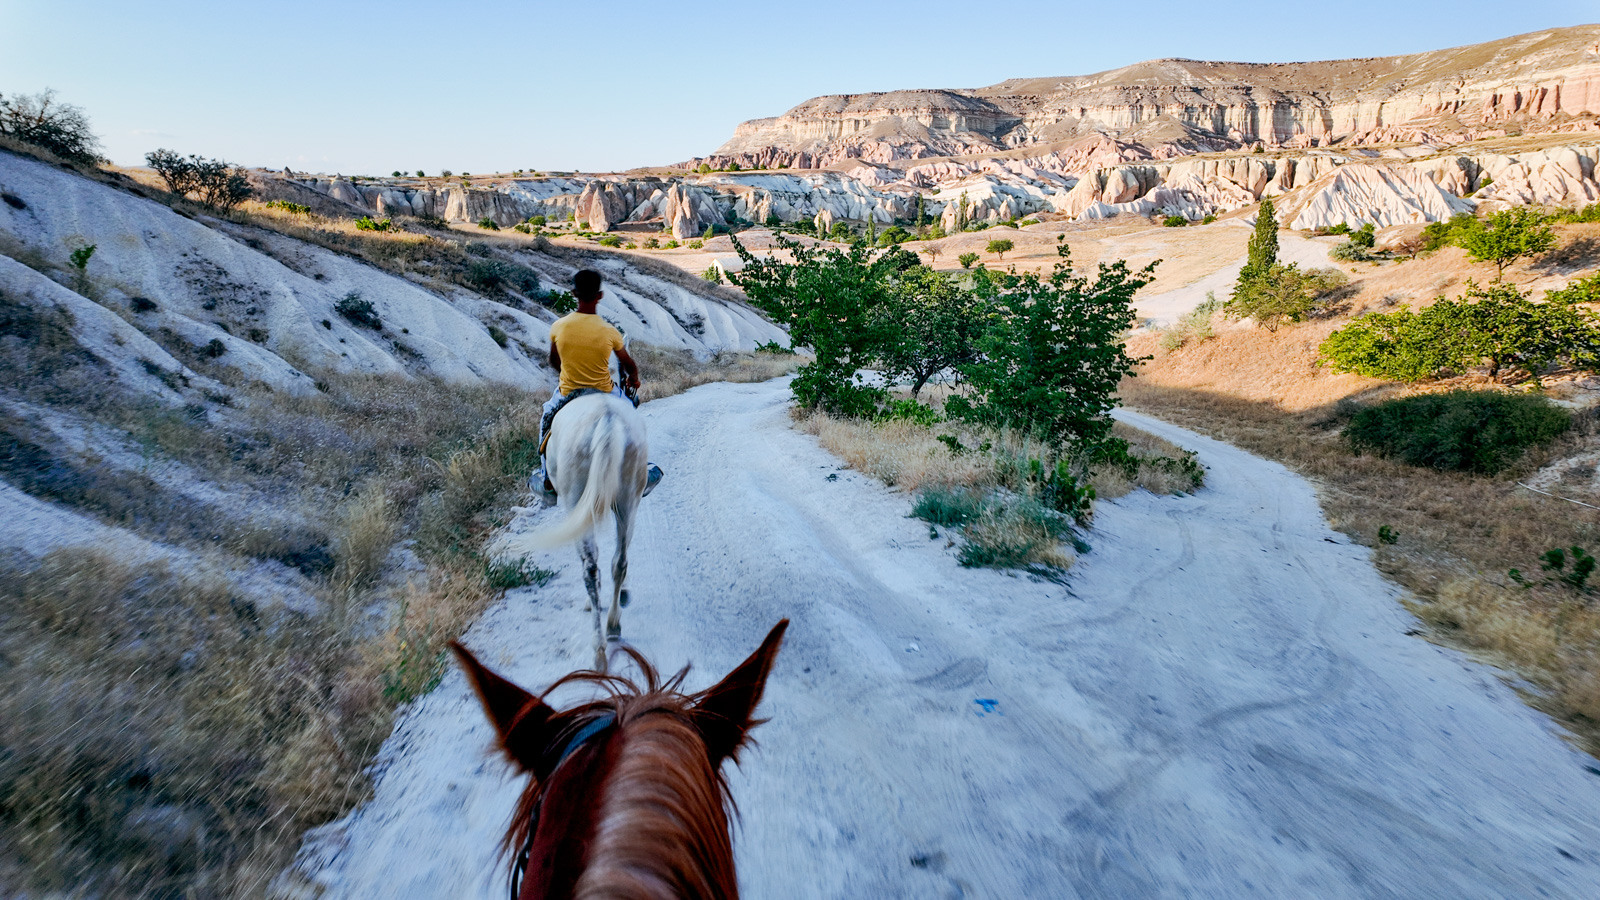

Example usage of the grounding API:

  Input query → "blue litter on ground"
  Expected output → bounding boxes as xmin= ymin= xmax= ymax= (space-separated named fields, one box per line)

xmin=974 ymin=699 xmax=1001 ymax=716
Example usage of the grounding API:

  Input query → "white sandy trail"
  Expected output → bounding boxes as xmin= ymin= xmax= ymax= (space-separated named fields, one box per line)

xmin=281 ymin=379 xmax=1600 ymax=899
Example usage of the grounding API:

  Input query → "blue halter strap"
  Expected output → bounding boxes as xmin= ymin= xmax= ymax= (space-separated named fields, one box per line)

xmin=510 ymin=713 xmax=616 ymax=900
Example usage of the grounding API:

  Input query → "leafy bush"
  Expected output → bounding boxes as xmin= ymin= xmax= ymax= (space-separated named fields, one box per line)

xmin=877 ymin=398 xmax=941 ymax=426
xmin=391 ymin=170 xmax=401 ymax=177
xmin=597 ymin=234 xmax=623 ymax=248
xmin=1419 ymin=213 xmax=1477 ymax=252
xmin=334 ymin=293 xmax=381 ymax=330
xmin=945 ymin=252 xmax=1153 ymax=453
xmin=512 ymin=223 xmax=532 ymax=234
xmin=354 ymin=216 xmax=393 ymax=232
xmin=958 ymin=252 xmax=979 ymax=269
xmin=1320 ymin=280 xmax=1600 ymax=382
xmin=1163 ymin=215 xmax=1187 ymax=227
xmin=877 ymin=264 xmax=982 ymax=398
xmin=144 ymin=149 xmax=253 ymax=210
xmin=1343 ymin=390 xmax=1570 ymax=474
xmin=465 ymin=258 xmax=540 ymax=295
xmin=1456 ymin=207 xmax=1556 ymax=277
xmin=700 ymin=266 xmax=722 ymax=283
xmin=1330 ymin=240 xmax=1372 ymax=262
xmin=486 ymin=324 xmax=508 ymax=347
xmin=732 ymin=234 xmax=915 ymax=415
xmin=1554 ymin=202 xmax=1600 ymax=224
xmin=526 ymin=215 xmax=547 ymax=227
xmin=477 ymin=216 xmax=499 ymax=230
xmin=1201 ymin=214 xmax=1218 ymax=224
xmin=665 ymin=240 xmax=680 ymax=249
xmin=542 ymin=289 xmax=577 ymax=314
xmin=264 ymin=199 xmax=310 ymax=215
xmin=1225 ymin=263 xmax=1346 ymax=331
xmin=483 ymin=557 xmax=556 ymax=591
xmin=687 ymin=239 xmax=703 ymax=250
xmin=754 ymin=340 xmax=794 ymax=355
xmin=1350 ymin=223 xmax=1376 ymax=248
xmin=643 ymin=237 xmax=659 ymax=249
xmin=0 ymin=89 xmax=100 ymax=164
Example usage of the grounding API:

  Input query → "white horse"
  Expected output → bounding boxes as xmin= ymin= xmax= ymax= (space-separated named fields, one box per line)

xmin=505 ymin=393 xmax=648 ymax=670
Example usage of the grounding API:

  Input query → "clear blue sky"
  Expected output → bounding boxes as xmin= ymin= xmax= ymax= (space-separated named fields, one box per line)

xmin=1 ymin=1 xmax=1594 ymax=175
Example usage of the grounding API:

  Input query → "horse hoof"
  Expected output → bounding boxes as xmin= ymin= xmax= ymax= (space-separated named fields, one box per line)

xmin=619 ymin=590 xmax=631 ymax=609
xmin=606 ymin=622 xmax=621 ymax=639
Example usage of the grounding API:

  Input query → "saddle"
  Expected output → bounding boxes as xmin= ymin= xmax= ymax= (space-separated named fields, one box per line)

xmin=539 ymin=386 xmax=641 ymax=456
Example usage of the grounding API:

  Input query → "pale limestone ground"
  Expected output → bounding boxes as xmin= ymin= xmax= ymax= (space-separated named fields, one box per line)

xmin=282 ymin=378 xmax=1600 ymax=900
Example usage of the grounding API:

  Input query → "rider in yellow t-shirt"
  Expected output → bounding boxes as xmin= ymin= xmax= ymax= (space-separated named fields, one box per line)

xmin=537 ymin=269 xmax=662 ymax=502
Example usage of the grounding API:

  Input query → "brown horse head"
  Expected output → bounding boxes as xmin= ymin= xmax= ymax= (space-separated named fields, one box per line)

xmin=450 ymin=620 xmax=788 ymax=900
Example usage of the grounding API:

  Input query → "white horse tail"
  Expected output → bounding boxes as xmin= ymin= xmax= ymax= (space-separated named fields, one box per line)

xmin=516 ymin=411 xmax=625 ymax=551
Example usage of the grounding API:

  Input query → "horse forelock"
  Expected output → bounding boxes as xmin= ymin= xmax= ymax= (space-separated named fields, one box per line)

xmin=509 ymin=650 xmax=740 ymax=900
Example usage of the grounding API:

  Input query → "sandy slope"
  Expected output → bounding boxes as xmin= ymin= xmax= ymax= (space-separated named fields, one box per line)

xmin=280 ymin=379 xmax=1600 ymax=899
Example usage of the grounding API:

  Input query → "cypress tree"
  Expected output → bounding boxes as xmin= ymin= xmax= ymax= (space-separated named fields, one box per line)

xmin=1242 ymin=196 xmax=1279 ymax=281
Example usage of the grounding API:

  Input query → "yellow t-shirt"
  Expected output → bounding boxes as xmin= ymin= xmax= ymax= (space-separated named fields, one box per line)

xmin=550 ymin=313 xmax=624 ymax=395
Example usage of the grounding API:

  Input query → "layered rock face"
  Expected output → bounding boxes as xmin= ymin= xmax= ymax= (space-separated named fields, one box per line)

xmin=696 ymin=26 xmax=1600 ymax=170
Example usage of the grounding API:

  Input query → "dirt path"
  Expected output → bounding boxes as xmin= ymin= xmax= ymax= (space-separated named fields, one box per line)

xmin=282 ymin=380 xmax=1600 ymax=899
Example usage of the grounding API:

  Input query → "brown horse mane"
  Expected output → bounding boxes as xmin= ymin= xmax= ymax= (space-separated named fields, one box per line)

xmin=505 ymin=645 xmax=758 ymax=900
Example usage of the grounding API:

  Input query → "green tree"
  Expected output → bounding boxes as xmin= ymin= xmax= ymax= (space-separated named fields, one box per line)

xmin=958 ymin=252 xmax=979 ymax=269
xmin=1321 ymin=280 xmax=1600 ymax=383
xmin=986 ymin=238 xmax=1014 ymax=259
xmin=731 ymin=234 xmax=916 ymax=415
xmin=1456 ymin=208 xmax=1556 ymax=279
xmin=878 ymin=265 xmax=982 ymax=399
xmin=866 ymin=214 xmax=877 ymax=246
xmin=1241 ymin=196 xmax=1280 ymax=283
xmin=945 ymin=251 xmax=1156 ymax=453
xmin=0 ymin=90 xmax=100 ymax=164
xmin=1224 ymin=263 xmax=1345 ymax=332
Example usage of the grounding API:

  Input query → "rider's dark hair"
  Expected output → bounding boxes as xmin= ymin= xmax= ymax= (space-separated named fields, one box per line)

xmin=574 ymin=269 xmax=602 ymax=300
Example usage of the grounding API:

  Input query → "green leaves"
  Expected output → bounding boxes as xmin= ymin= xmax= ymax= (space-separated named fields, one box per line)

xmin=1225 ymin=263 xmax=1346 ymax=332
xmin=948 ymin=258 xmax=1155 ymax=453
xmin=1320 ymin=280 xmax=1600 ymax=383
xmin=1454 ymin=207 xmax=1557 ymax=278
xmin=1343 ymin=390 xmax=1570 ymax=474
xmin=731 ymin=233 xmax=915 ymax=415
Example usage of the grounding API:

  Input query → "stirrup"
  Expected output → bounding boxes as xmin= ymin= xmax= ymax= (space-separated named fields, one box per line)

xmin=643 ymin=463 xmax=664 ymax=497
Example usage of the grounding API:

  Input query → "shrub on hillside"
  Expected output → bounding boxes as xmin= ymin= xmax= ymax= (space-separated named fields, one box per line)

xmin=986 ymin=238 xmax=1014 ymax=259
xmin=334 ymin=292 xmax=381 ymax=330
xmin=264 ymin=199 xmax=311 ymax=215
xmin=958 ymin=252 xmax=979 ymax=269
xmin=1419 ymin=213 xmax=1477 ymax=252
xmin=1343 ymin=390 xmax=1570 ymax=474
xmin=1456 ymin=207 xmax=1556 ymax=278
xmin=477 ymin=216 xmax=499 ymax=230
xmin=1225 ymin=263 xmax=1346 ymax=331
xmin=0 ymin=90 xmax=100 ymax=164
xmin=542 ymin=289 xmax=577 ymax=314
xmin=1162 ymin=215 xmax=1187 ymax=227
xmin=465 ymin=258 xmax=540 ymax=295
xmin=144 ymin=149 xmax=253 ymax=210
xmin=354 ymin=216 xmax=393 ymax=232
xmin=597 ymin=234 xmax=623 ymax=248
xmin=1320 ymin=280 xmax=1600 ymax=382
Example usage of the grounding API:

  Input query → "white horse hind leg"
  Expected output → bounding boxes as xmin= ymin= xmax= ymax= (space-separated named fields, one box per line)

xmin=579 ymin=532 xmax=606 ymax=670
xmin=606 ymin=499 xmax=636 ymax=639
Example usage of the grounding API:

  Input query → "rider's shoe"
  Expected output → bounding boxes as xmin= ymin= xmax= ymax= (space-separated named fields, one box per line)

xmin=643 ymin=463 xmax=664 ymax=497
xmin=535 ymin=467 xmax=558 ymax=507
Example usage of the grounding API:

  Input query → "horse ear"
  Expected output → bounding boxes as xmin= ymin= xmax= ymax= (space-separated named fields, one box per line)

xmin=690 ymin=619 xmax=788 ymax=766
xmin=450 ymin=641 xmax=554 ymax=767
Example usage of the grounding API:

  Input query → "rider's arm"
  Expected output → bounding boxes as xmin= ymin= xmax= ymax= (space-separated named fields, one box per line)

xmin=548 ymin=340 xmax=561 ymax=375
xmin=615 ymin=345 xmax=641 ymax=389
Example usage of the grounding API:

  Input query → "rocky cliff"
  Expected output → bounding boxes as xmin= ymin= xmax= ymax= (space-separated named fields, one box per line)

xmin=700 ymin=26 xmax=1600 ymax=169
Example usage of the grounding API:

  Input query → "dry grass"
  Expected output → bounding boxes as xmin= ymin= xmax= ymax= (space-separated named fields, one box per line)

xmin=1119 ymin=378 xmax=1600 ymax=748
xmin=0 ymin=549 xmax=386 ymax=898
xmin=0 ymin=371 xmax=546 ymax=899
xmin=632 ymin=345 xmax=800 ymax=402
